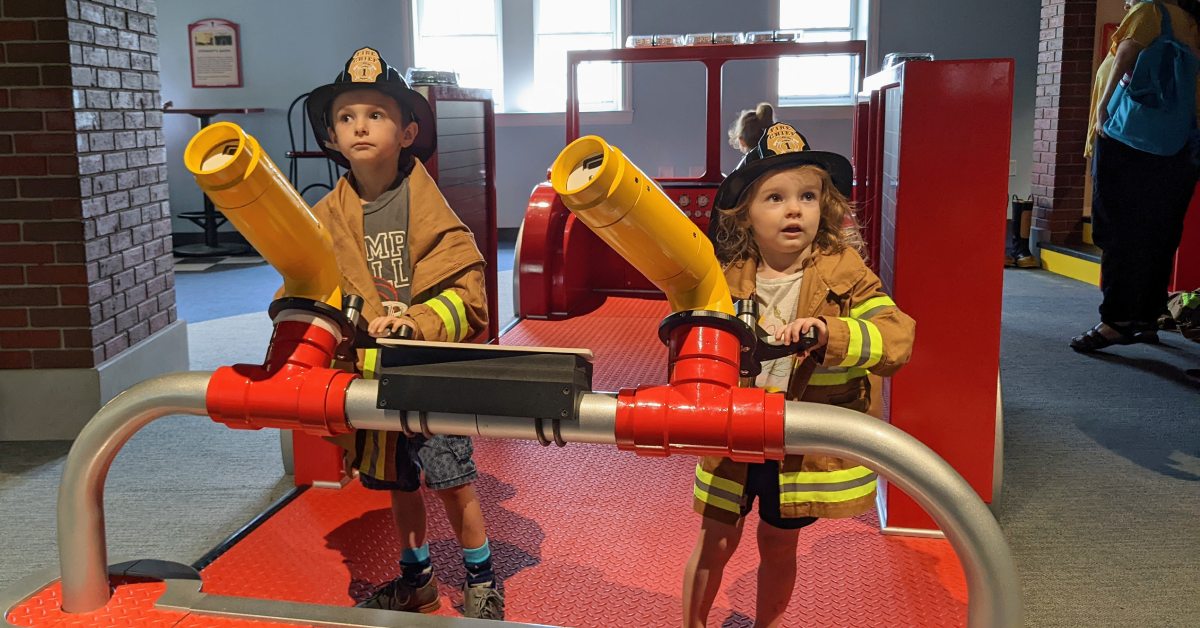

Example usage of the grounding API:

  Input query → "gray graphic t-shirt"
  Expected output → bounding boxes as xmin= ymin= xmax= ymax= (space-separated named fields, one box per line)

xmin=361 ymin=177 xmax=413 ymax=317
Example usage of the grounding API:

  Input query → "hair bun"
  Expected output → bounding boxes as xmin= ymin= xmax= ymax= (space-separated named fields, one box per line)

xmin=728 ymin=102 xmax=778 ymax=151
xmin=755 ymin=103 xmax=774 ymax=125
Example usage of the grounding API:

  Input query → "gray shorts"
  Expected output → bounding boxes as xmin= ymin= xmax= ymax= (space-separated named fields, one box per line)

xmin=353 ymin=430 xmax=478 ymax=492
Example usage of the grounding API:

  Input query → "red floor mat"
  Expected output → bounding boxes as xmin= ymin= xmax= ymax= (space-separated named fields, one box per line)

xmin=8 ymin=297 xmax=967 ymax=626
xmin=199 ymin=442 xmax=967 ymax=627
xmin=4 ymin=576 xmax=318 ymax=627
xmin=501 ymin=296 xmax=671 ymax=391
xmin=199 ymin=298 xmax=967 ymax=626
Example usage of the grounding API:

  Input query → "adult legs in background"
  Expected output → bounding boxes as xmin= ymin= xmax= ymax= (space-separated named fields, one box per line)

xmin=1075 ymin=136 xmax=1197 ymax=350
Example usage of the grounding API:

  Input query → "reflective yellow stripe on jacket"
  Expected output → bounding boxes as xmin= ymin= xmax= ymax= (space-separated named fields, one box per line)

xmin=809 ymin=366 xmax=867 ymax=386
xmin=358 ymin=348 xmax=388 ymax=480
xmin=362 ymin=347 xmax=380 ymax=379
xmin=694 ymin=463 xmax=744 ymax=515
xmin=778 ymin=465 xmax=877 ymax=505
xmin=425 ymin=289 xmax=469 ymax=342
xmin=836 ymin=316 xmax=884 ymax=369
xmin=850 ymin=295 xmax=896 ymax=320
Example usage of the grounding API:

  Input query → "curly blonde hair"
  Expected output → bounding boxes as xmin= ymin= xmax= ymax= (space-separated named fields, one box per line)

xmin=712 ymin=164 xmax=865 ymax=265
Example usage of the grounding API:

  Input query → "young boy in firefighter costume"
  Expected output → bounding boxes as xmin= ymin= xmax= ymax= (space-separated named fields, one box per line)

xmin=682 ymin=123 xmax=915 ymax=627
xmin=304 ymin=47 xmax=502 ymax=619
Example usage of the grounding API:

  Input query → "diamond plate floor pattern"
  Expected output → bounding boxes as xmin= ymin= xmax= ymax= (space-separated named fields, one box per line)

xmin=7 ymin=297 xmax=968 ymax=626
xmin=197 ymin=441 xmax=967 ymax=626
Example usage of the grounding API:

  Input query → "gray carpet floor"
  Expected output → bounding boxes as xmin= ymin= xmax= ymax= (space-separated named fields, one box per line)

xmin=993 ymin=269 xmax=1199 ymax=627
xmin=1 ymin=266 xmax=1197 ymax=627
xmin=0 ymin=310 xmax=291 ymax=591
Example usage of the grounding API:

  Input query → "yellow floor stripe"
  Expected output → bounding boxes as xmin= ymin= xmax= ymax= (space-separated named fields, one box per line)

xmin=1039 ymin=249 xmax=1099 ymax=286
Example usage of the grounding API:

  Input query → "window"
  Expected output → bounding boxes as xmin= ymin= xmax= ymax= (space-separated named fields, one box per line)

xmin=530 ymin=0 xmax=621 ymax=112
xmin=412 ymin=0 xmax=624 ymax=114
xmin=412 ymin=0 xmax=504 ymax=106
xmin=778 ymin=0 xmax=866 ymax=105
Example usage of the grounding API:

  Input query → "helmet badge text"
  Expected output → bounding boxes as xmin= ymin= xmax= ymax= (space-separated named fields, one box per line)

xmin=348 ymin=47 xmax=383 ymax=83
xmin=765 ymin=124 xmax=807 ymax=155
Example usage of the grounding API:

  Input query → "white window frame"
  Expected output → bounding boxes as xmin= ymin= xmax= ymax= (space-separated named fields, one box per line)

xmin=411 ymin=0 xmax=505 ymax=106
xmin=528 ymin=0 xmax=624 ymax=114
xmin=408 ymin=0 xmax=629 ymax=120
xmin=776 ymin=0 xmax=874 ymax=108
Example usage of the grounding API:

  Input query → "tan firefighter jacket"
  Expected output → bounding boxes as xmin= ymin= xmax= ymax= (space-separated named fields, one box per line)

xmin=304 ymin=159 xmax=488 ymax=475
xmin=694 ymin=246 xmax=915 ymax=523
xmin=309 ymin=158 xmax=488 ymax=352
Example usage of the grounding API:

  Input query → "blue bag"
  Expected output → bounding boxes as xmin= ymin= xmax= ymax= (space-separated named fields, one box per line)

xmin=1103 ymin=1 xmax=1200 ymax=156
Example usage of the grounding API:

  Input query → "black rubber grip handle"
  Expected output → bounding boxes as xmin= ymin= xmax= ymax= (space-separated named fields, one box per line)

xmin=754 ymin=326 xmax=819 ymax=362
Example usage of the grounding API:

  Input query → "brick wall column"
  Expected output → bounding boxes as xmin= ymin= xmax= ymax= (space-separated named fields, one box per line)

xmin=1031 ymin=0 xmax=1097 ymax=247
xmin=0 ymin=0 xmax=187 ymax=440
xmin=0 ymin=0 xmax=84 ymax=369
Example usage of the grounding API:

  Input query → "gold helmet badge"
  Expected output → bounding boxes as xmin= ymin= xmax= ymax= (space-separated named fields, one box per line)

xmin=765 ymin=123 xmax=808 ymax=155
xmin=348 ymin=47 xmax=383 ymax=83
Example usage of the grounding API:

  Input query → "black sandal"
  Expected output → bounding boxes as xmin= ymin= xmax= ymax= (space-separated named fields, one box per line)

xmin=1126 ymin=320 xmax=1160 ymax=344
xmin=1070 ymin=322 xmax=1138 ymax=352
xmin=1134 ymin=328 xmax=1160 ymax=344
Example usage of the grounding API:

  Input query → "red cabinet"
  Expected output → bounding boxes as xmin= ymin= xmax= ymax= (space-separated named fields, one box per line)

xmin=416 ymin=85 xmax=499 ymax=342
xmin=1171 ymin=183 xmax=1200 ymax=291
xmin=858 ymin=59 xmax=1014 ymax=532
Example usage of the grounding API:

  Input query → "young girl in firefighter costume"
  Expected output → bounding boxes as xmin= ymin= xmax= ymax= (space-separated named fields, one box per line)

xmin=682 ymin=123 xmax=915 ymax=627
xmin=303 ymin=47 xmax=503 ymax=620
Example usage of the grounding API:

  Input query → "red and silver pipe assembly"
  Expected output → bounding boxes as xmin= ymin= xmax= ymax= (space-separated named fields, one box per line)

xmin=48 ymin=129 xmax=1020 ymax=626
xmin=56 ymin=352 xmax=1021 ymax=627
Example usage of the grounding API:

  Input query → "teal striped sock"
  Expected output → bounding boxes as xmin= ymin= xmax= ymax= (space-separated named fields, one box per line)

xmin=462 ymin=539 xmax=494 ymax=586
xmin=400 ymin=543 xmax=432 ymax=586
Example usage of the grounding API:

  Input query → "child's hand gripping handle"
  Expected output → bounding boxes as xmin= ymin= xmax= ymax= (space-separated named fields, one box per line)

xmin=733 ymin=299 xmax=820 ymax=381
xmin=754 ymin=326 xmax=819 ymax=361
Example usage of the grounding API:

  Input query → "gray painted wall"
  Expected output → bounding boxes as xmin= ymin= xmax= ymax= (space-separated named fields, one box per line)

xmin=875 ymin=0 xmax=1042 ymax=203
xmin=157 ymin=0 xmax=1039 ymax=232
xmin=157 ymin=0 xmax=411 ymax=233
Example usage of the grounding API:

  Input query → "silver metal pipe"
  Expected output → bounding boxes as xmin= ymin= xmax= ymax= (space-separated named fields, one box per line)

xmin=782 ymin=400 xmax=1021 ymax=627
xmin=560 ymin=392 xmax=618 ymax=444
xmin=58 ymin=371 xmax=213 ymax=613
xmin=344 ymin=379 xmax=618 ymax=446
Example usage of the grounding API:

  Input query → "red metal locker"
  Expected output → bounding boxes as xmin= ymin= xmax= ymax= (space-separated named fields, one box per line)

xmin=860 ymin=59 xmax=1014 ymax=533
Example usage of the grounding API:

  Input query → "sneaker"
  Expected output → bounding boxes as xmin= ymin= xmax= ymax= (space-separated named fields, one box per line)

xmin=462 ymin=581 xmax=505 ymax=620
xmin=358 ymin=574 xmax=440 ymax=613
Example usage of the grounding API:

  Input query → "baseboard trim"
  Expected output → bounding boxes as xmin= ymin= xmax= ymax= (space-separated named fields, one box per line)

xmin=1039 ymin=248 xmax=1101 ymax=286
xmin=0 ymin=321 xmax=190 ymax=441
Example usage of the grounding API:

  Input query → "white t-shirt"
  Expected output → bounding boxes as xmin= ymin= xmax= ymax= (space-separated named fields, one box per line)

xmin=754 ymin=269 xmax=805 ymax=393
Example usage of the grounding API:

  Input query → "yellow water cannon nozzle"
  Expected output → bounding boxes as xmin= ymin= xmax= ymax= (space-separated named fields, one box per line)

xmin=184 ymin=122 xmax=342 ymax=308
xmin=550 ymin=135 xmax=734 ymax=315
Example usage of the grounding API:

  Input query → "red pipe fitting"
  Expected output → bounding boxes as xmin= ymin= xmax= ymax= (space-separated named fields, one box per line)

xmin=615 ymin=322 xmax=785 ymax=462
xmin=207 ymin=311 xmax=359 ymax=436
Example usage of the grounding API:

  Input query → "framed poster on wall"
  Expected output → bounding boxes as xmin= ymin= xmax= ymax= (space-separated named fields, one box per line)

xmin=188 ymin=18 xmax=243 ymax=88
